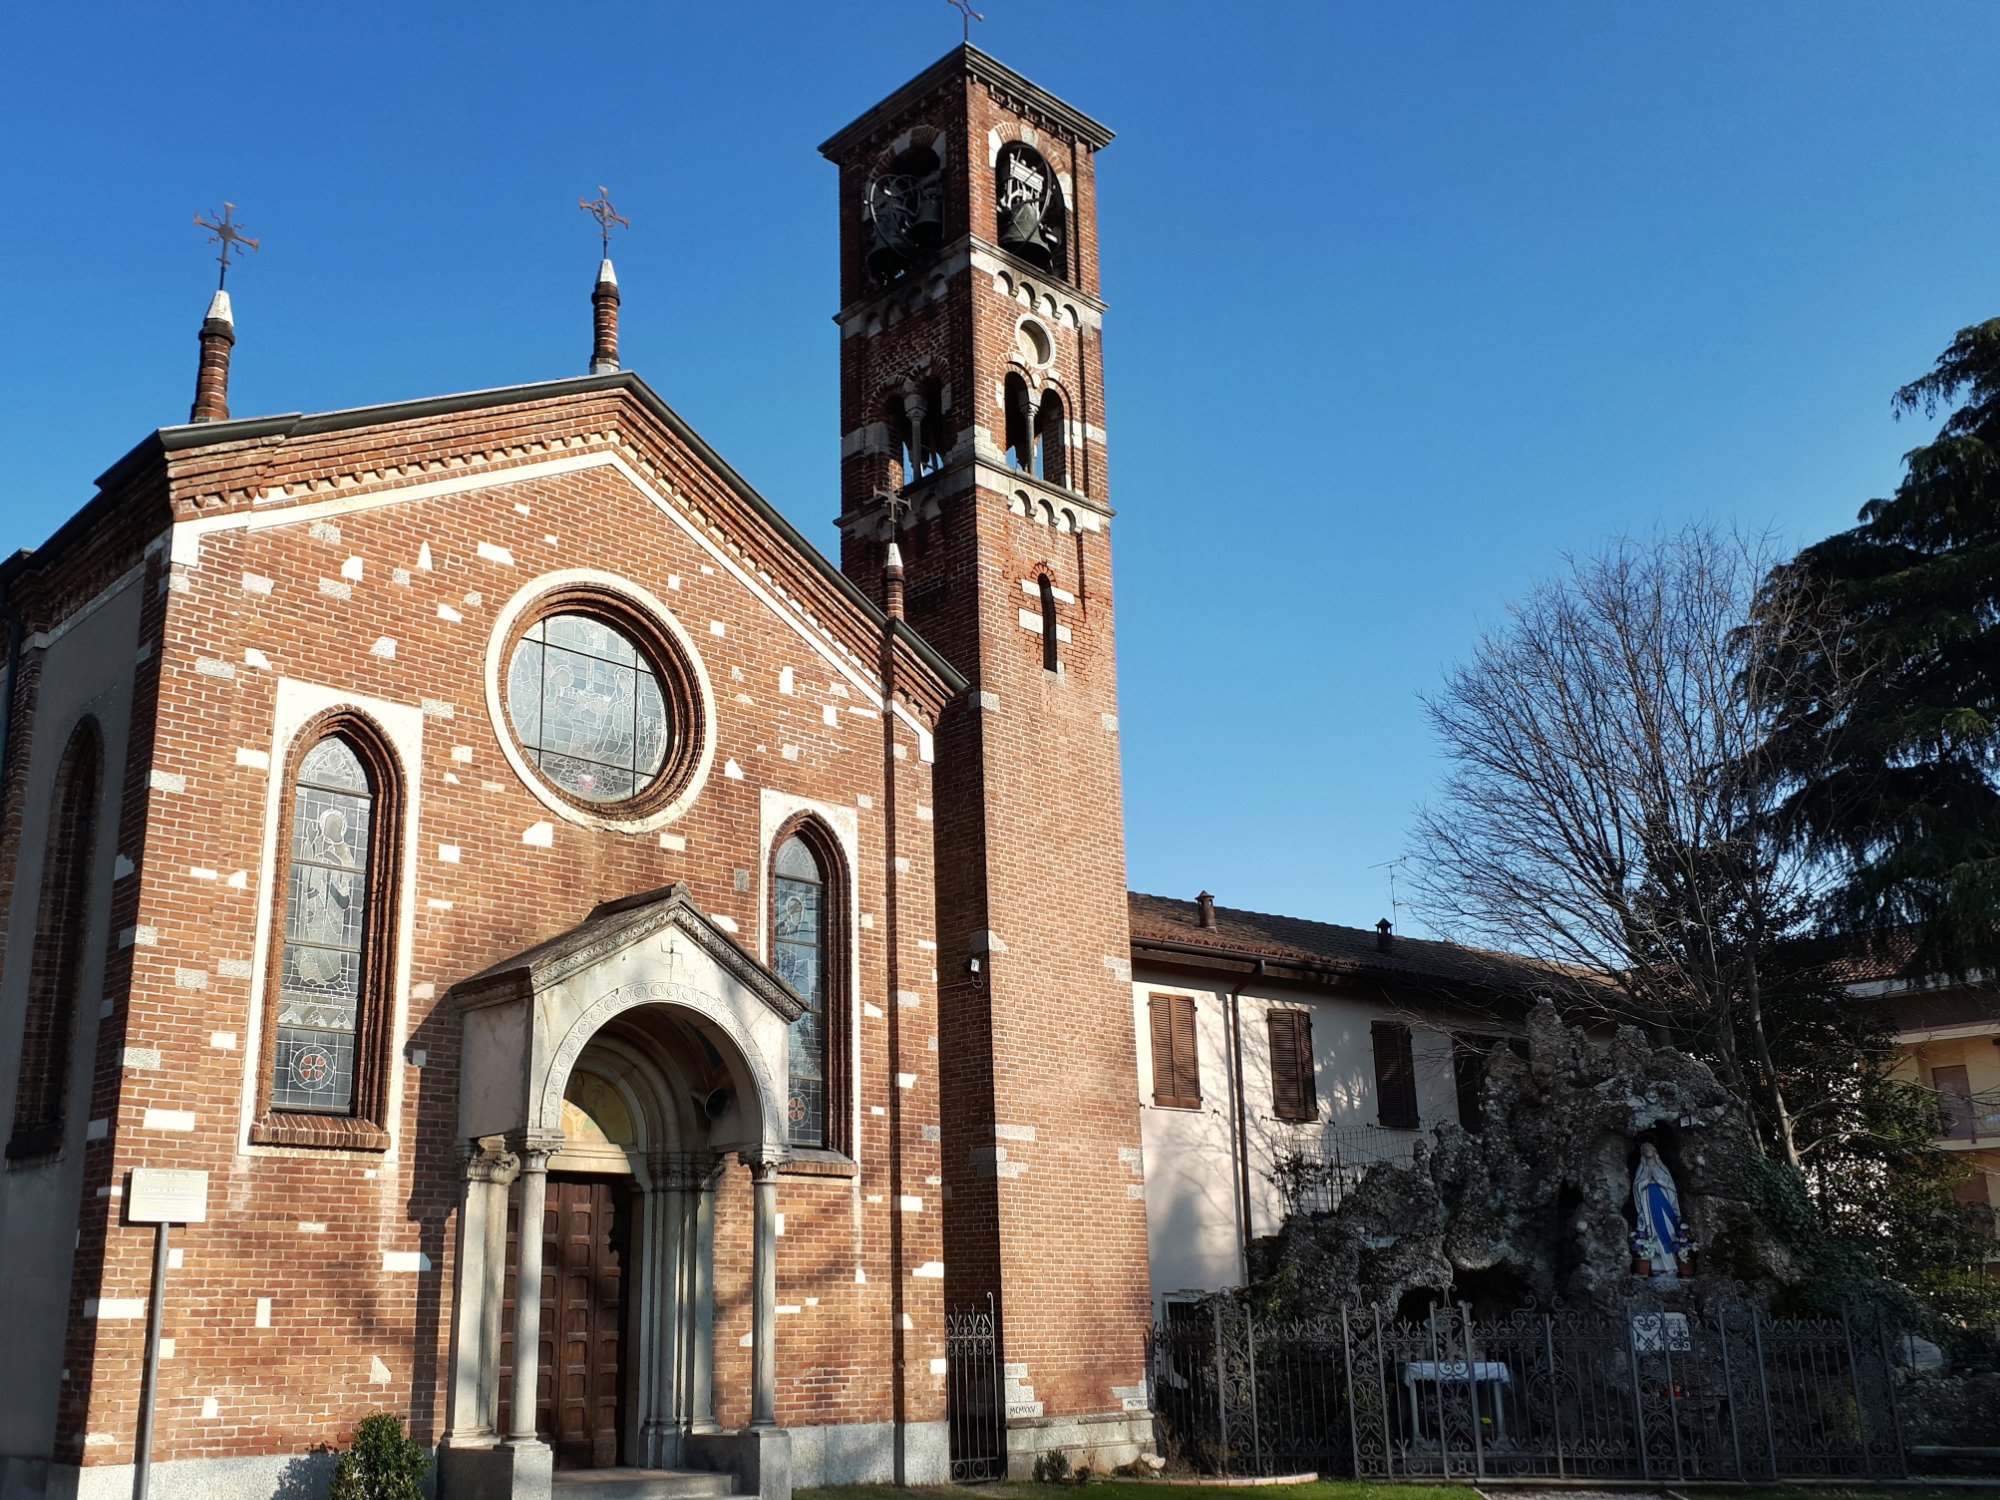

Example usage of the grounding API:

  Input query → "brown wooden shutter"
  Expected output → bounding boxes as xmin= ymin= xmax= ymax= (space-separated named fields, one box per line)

xmin=1149 ymin=995 xmax=1200 ymax=1109
xmin=1373 ymin=1020 xmax=1419 ymax=1129
xmin=1269 ymin=1010 xmax=1317 ymax=1122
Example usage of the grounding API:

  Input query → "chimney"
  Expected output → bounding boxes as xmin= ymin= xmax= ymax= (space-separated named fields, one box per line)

xmin=1196 ymin=890 xmax=1215 ymax=929
xmin=1376 ymin=917 xmax=1394 ymax=953
xmin=883 ymin=539 xmax=906 ymax=620
xmin=190 ymin=289 xmax=236 ymax=423
xmin=590 ymin=258 xmax=621 ymax=374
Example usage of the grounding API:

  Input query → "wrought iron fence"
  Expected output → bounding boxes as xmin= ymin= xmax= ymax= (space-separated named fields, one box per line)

xmin=1150 ymin=1299 xmax=1908 ymax=1482
xmin=947 ymin=1294 xmax=1006 ymax=1481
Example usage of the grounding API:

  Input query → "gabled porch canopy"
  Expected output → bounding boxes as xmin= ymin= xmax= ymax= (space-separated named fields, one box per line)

xmin=442 ymin=884 xmax=804 ymax=1500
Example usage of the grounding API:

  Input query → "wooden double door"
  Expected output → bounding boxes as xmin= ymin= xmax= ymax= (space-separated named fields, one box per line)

xmin=499 ymin=1176 xmax=631 ymax=1469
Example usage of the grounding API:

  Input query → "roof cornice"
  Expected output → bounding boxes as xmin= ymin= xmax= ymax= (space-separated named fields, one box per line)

xmin=818 ymin=43 xmax=1115 ymax=159
xmin=77 ymin=371 xmax=967 ymax=699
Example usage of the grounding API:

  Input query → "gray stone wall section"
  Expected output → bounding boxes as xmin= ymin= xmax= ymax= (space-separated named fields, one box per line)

xmin=782 ymin=1418 xmax=948 ymax=1487
xmin=0 ymin=575 xmax=144 ymax=1463
xmin=1003 ymin=1411 xmax=1155 ymax=1479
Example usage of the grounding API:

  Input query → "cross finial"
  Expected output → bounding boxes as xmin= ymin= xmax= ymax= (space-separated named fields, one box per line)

xmin=193 ymin=202 xmax=260 ymax=289
xmin=946 ymin=0 xmax=985 ymax=42
xmin=580 ymin=186 xmax=630 ymax=256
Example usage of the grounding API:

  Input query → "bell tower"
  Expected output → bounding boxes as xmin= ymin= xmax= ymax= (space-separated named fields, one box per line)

xmin=823 ymin=48 xmax=1152 ymax=1473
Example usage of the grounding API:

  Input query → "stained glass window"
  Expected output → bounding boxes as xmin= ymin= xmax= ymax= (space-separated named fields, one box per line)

xmin=506 ymin=612 xmax=671 ymax=804
xmin=774 ymin=835 xmax=827 ymax=1147
xmin=271 ymin=736 xmax=373 ymax=1113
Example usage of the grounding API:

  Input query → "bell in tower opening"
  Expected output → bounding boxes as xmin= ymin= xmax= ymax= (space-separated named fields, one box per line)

xmin=996 ymin=141 xmax=1065 ymax=271
xmin=866 ymin=136 xmax=945 ymax=283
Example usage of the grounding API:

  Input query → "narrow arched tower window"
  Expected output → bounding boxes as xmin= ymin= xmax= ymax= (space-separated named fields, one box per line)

xmin=8 ymin=721 xmax=102 ymax=1160
xmin=1004 ymin=372 xmax=1035 ymax=471
xmin=270 ymin=734 xmax=381 ymax=1116
xmin=775 ymin=833 xmax=830 ymax=1146
xmin=1035 ymin=388 xmax=1066 ymax=487
xmin=1040 ymin=574 xmax=1060 ymax=673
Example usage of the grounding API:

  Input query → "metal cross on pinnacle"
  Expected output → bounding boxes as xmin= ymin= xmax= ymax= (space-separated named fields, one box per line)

xmin=946 ymin=0 xmax=985 ymax=42
xmin=580 ymin=186 xmax=630 ymax=255
xmin=193 ymin=202 xmax=260 ymax=288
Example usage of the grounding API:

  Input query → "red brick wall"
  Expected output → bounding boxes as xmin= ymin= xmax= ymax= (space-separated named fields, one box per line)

xmin=17 ymin=385 xmax=949 ymax=1466
xmin=826 ymin=54 xmax=1151 ymax=1427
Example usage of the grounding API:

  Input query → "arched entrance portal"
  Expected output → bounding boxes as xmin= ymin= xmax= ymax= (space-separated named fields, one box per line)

xmin=440 ymin=885 xmax=800 ymax=1500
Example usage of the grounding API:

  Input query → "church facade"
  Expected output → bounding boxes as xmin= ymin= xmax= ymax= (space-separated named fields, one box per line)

xmin=0 ymin=46 xmax=1153 ymax=1500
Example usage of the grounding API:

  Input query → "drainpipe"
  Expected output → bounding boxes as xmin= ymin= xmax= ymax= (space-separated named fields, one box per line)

xmin=1227 ymin=959 xmax=1264 ymax=1284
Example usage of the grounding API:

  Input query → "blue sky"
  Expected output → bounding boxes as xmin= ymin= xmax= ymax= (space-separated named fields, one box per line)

xmin=4 ymin=3 xmax=1996 ymax=935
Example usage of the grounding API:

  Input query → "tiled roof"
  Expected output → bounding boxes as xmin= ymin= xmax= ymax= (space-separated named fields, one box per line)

xmin=1127 ymin=892 xmax=1572 ymax=997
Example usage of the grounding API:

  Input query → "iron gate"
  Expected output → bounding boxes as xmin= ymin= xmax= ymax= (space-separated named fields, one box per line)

xmin=947 ymin=1294 xmax=1005 ymax=1481
xmin=1150 ymin=1299 xmax=1908 ymax=1482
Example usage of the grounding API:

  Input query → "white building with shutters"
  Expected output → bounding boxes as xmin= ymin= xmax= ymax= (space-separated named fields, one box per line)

xmin=1124 ymin=891 xmax=1553 ymax=1313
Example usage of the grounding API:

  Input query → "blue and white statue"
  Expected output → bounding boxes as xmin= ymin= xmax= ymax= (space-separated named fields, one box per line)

xmin=1632 ymin=1142 xmax=1690 ymax=1275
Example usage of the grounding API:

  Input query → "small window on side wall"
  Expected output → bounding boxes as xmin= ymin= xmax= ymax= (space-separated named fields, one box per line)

xmin=253 ymin=720 xmax=401 ymax=1151
xmin=1148 ymin=994 xmax=1200 ymax=1109
xmin=1372 ymin=1019 xmax=1419 ymax=1130
xmin=1268 ymin=1009 xmax=1317 ymax=1122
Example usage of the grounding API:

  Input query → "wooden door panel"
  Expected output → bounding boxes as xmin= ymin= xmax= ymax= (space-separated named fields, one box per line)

xmin=497 ymin=1177 xmax=628 ymax=1470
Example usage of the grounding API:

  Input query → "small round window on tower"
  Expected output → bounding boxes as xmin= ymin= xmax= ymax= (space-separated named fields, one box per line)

xmin=1016 ymin=317 xmax=1053 ymax=368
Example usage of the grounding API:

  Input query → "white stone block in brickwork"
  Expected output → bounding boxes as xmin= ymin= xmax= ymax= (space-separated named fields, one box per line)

xmin=709 ymin=620 xmax=726 ymax=637
xmin=860 ymin=913 xmax=874 ymax=928
xmin=658 ymin=832 xmax=686 ymax=851
xmin=863 ymin=1002 xmax=883 ymax=1019
xmin=190 ymin=867 xmax=217 ymax=881
xmin=342 ymin=556 xmax=365 ymax=581
xmin=1103 ymin=956 xmax=1132 ymax=981
xmin=149 ymin=770 xmax=185 ymax=794
xmin=821 ymin=703 xmax=838 ymax=727
xmin=89 ymin=1299 xmax=146 ymax=1320
xmin=897 ymin=991 xmax=921 ymax=1008
xmin=310 ymin=522 xmax=341 ymax=544
xmin=201 ymin=1398 xmax=220 ymax=1419
xmin=438 ymin=603 xmax=463 ymax=623
xmin=382 ymin=1251 xmax=431 ymax=1273
xmin=781 ymin=744 xmax=799 ymax=761
xmin=133 ymin=927 xmax=158 ymax=947
xmin=393 ymin=569 xmax=412 ymax=586
xmin=857 ymin=793 xmax=873 ymax=810
xmin=417 ymin=543 xmax=433 ymax=570
xmin=476 ymin=542 xmax=515 ymax=567
xmin=244 ymin=648 xmax=273 ymax=670
xmin=994 ymin=1123 xmax=1037 ymax=1142
xmin=122 ymin=1048 xmax=161 ymax=1071
xmin=894 ymin=857 xmax=910 ymax=873
xmin=371 ymin=1356 xmax=393 ymax=1385
xmin=437 ymin=845 xmax=461 ymax=864
xmin=235 ymin=747 xmax=270 ymax=770
xmin=143 ymin=1109 xmax=195 ymax=1132
xmin=426 ymin=898 xmax=453 ymax=910
xmin=709 ymin=913 xmax=739 ymax=934
xmin=175 ymin=968 xmax=208 ymax=990
xmin=160 ymin=1339 xmax=175 ymax=1359
xmin=371 ymin=637 xmax=396 ymax=659
xmin=241 ymin=572 xmax=274 ymax=595
xmin=255 ymin=1298 xmax=272 ymax=1328
xmin=523 ymin=823 xmax=553 ymax=848
xmin=1101 ymin=713 xmax=1119 ymax=732
xmin=899 ymin=1196 xmax=924 ymax=1212
xmin=922 ymin=1124 xmax=940 ymax=1141
xmin=913 ymin=1261 xmax=944 ymax=1278
xmin=897 ymin=1073 xmax=917 ymax=1089
xmin=930 ymin=1357 xmax=947 ymax=1375
xmin=298 ymin=1223 xmax=326 ymax=1234
xmin=1127 ymin=1184 xmax=1146 ymax=1199
xmin=319 ymin=579 xmax=353 ymax=601
xmin=421 ymin=699 xmax=455 ymax=719
xmin=917 ymin=938 xmax=937 ymax=950
xmin=451 ymin=746 xmax=473 ymax=763
xmin=724 ymin=759 xmax=743 ymax=780
xmin=218 ymin=959 xmax=251 ymax=979
xmin=227 ymin=870 xmax=248 ymax=889
xmin=412 ymin=983 xmax=435 ymax=1000
xmin=973 ymin=690 xmax=1000 ymax=711
xmin=211 ymin=1032 xmax=237 ymax=1050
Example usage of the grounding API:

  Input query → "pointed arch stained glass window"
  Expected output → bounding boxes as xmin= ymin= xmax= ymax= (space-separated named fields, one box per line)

xmin=774 ymin=834 xmax=827 ymax=1146
xmin=271 ymin=736 xmax=373 ymax=1113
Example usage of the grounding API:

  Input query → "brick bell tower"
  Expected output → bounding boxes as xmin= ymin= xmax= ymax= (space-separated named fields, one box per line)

xmin=823 ymin=48 xmax=1152 ymax=1472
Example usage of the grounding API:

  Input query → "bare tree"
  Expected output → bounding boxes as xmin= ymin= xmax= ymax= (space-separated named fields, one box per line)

xmin=1412 ymin=524 xmax=1860 ymax=1168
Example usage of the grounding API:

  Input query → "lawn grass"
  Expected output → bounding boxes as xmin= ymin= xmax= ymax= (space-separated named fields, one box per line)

xmin=798 ymin=1484 xmax=1476 ymax=1500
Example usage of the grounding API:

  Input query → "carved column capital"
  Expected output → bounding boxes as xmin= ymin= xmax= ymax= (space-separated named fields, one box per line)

xmin=464 ymin=1139 xmax=520 ymax=1186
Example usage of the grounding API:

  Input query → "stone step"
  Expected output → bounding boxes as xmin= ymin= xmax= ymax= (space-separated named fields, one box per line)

xmin=550 ymin=1468 xmax=736 ymax=1500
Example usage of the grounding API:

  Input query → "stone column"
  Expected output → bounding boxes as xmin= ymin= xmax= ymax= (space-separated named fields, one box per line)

xmin=749 ymin=1154 xmax=780 ymax=1428
xmin=687 ymin=1160 xmax=722 ymax=1434
xmin=448 ymin=1141 xmax=518 ymax=1442
xmin=507 ymin=1142 xmax=556 ymax=1446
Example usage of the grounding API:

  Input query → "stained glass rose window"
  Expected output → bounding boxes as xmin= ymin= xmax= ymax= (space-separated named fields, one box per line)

xmin=506 ymin=612 xmax=672 ymax=805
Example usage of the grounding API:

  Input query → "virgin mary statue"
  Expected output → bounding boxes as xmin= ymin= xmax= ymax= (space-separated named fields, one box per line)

xmin=1632 ymin=1143 xmax=1688 ymax=1275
